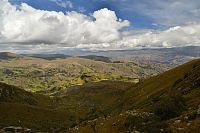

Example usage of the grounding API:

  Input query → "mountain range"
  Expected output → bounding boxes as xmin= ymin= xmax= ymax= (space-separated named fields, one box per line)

xmin=0 ymin=56 xmax=199 ymax=132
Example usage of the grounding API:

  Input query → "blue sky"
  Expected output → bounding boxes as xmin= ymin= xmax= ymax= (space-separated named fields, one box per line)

xmin=8 ymin=0 xmax=167 ymax=30
xmin=8 ymin=0 xmax=200 ymax=30
xmin=0 ymin=0 xmax=199 ymax=52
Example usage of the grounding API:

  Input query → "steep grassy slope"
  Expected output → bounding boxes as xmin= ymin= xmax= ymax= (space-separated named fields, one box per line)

xmin=65 ymin=59 xmax=200 ymax=133
xmin=53 ymin=81 xmax=135 ymax=121
xmin=123 ymin=59 xmax=200 ymax=109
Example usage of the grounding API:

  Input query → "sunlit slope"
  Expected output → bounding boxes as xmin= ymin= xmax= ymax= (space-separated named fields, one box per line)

xmin=123 ymin=59 xmax=200 ymax=109
xmin=0 ymin=55 xmax=165 ymax=92
xmin=66 ymin=59 xmax=200 ymax=133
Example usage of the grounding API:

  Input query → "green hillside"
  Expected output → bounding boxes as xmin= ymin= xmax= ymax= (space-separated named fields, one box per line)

xmin=0 ymin=59 xmax=199 ymax=132
xmin=65 ymin=59 xmax=200 ymax=133
xmin=0 ymin=54 xmax=167 ymax=93
xmin=0 ymin=82 xmax=76 ymax=132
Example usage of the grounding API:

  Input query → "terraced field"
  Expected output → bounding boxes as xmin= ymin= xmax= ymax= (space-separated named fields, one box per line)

xmin=0 ymin=53 xmax=167 ymax=93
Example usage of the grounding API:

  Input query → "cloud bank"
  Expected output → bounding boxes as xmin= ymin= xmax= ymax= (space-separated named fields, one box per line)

xmin=0 ymin=0 xmax=199 ymax=52
xmin=117 ymin=24 xmax=200 ymax=49
xmin=0 ymin=0 xmax=129 ymax=45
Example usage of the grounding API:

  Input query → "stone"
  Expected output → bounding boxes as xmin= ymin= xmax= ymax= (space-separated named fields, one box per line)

xmin=197 ymin=105 xmax=200 ymax=115
xmin=187 ymin=123 xmax=191 ymax=126
xmin=177 ymin=127 xmax=184 ymax=130
xmin=175 ymin=120 xmax=181 ymax=123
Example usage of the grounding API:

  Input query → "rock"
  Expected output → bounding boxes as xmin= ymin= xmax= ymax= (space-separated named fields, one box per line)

xmin=184 ymin=116 xmax=188 ymax=120
xmin=197 ymin=105 xmax=200 ymax=115
xmin=175 ymin=120 xmax=181 ymax=123
xmin=177 ymin=127 xmax=184 ymax=130
xmin=112 ymin=123 xmax=116 ymax=127
xmin=142 ymin=122 xmax=146 ymax=125
xmin=74 ymin=126 xmax=79 ymax=130
xmin=187 ymin=123 xmax=191 ymax=126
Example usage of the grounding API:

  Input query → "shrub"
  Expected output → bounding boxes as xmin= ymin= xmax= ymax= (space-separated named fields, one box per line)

xmin=172 ymin=78 xmax=183 ymax=87
xmin=153 ymin=92 xmax=186 ymax=120
xmin=124 ymin=113 xmax=167 ymax=133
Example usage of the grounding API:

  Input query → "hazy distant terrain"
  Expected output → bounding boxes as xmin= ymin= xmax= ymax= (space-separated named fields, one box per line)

xmin=69 ymin=46 xmax=199 ymax=66
xmin=0 ymin=52 xmax=168 ymax=93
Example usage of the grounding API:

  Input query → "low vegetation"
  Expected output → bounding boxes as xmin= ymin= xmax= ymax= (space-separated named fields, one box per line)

xmin=0 ymin=56 xmax=199 ymax=132
xmin=153 ymin=92 xmax=186 ymax=120
xmin=124 ymin=112 xmax=167 ymax=133
xmin=0 ymin=54 xmax=165 ymax=93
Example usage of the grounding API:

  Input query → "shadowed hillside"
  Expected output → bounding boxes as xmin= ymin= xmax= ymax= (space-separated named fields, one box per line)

xmin=0 ymin=59 xmax=199 ymax=132
xmin=0 ymin=82 xmax=77 ymax=132
xmin=24 ymin=54 xmax=71 ymax=60
xmin=65 ymin=59 xmax=200 ymax=133
xmin=78 ymin=55 xmax=112 ymax=63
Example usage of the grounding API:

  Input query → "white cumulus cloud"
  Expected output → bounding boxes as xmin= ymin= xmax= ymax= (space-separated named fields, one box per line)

xmin=0 ymin=0 xmax=200 ymax=52
xmin=0 ymin=0 xmax=129 ymax=47
xmin=114 ymin=23 xmax=200 ymax=49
